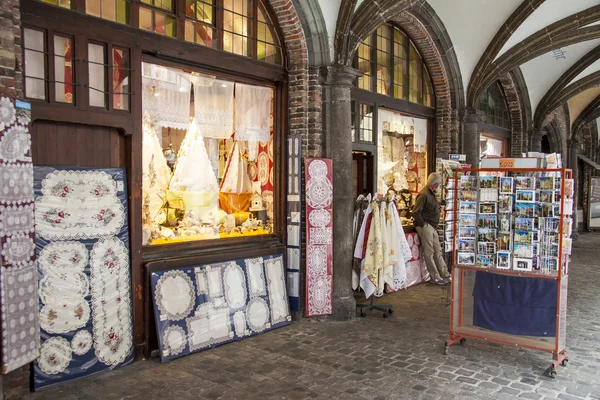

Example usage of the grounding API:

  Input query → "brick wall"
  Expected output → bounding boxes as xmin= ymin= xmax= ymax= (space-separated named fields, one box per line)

xmin=498 ymin=73 xmax=526 ymax=157
xmin=0 ymin=0 xmax=22 ymax=98
xmin=394 ymin=11 xmax=454 ymax=154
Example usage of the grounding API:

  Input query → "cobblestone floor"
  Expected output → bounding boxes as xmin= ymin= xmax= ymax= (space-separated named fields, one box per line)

xmin=32 ymin=232 xmax=600 ymax=400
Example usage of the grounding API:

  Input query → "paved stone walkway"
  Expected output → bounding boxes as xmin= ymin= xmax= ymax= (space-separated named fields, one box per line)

xmin=32 ymin=232 xmax=600 ymax=400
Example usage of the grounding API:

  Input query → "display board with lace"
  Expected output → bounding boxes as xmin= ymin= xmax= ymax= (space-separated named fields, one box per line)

xmin=32 ymin=167 xmax=133 ymax=390
xmin=141 ymin=63 xmax=276 ymax=245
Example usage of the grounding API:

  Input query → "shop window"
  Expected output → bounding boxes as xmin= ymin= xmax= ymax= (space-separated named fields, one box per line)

xmin=393 ymin=29 xmax=407 ymax=100
xmin=185 ymin=0 xmax=216 ymax=47
xmin=53 ymin=35 xmax=74 ymax=104
xmin=86 ymin=0 xmax=129 ymax=24
xmin=477 ymin=82 xmax=511 ymax=130
xmin=223 ymin=0 xmax=251 ymax=57
xmin=409 ymin=43 xmax=423 ymax=104
xmin=23 ymin=28 xmax=46 ymax=101
xmin=139 ymin=0 xmax=177 ymax=37
xmin=376 ymin=25 xmax=391 ymax=96
xmin=141 ymin=62 xmax=275 ymax=245
xmin=378 ymin=109 xmax=428 ymax=196
xmin=256 ymin=2 xmax=282 ymax=65
xmin=359 ymin=103 xmax=373 ymax=143
xmin=112 ymin=47 xmax=131 ymax=111
xmin=41 ymin=0 xmax=70 ymax=8
xmin=356 ymin=36 xmax=372 ymax=91
xmin=88 ymin=43 xmax=107 ymax=108
xmin=355 ymin=23 xmax=434 ymax=108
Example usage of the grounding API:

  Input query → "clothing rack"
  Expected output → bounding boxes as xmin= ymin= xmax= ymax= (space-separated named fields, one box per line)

xmin=353 ymin=192 xmax=408 ymax=318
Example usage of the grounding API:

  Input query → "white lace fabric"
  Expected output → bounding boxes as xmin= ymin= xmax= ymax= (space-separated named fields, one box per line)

xmin=234 ymin=83 xmax=272 ymax=142
xmin=193 ymin=76 xmax=234 ymax=139
xmin=142 ymin=66 xmax=191 ymax=130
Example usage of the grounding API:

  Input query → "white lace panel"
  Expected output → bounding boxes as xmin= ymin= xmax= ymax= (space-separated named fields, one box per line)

xmin=193 ymin=77 xmax=234 ymax=139
xmin=220 ymin=142 xmax=252 ymax=193
xmin=234 ymin=83 xmax=272 ymax=143
xmin=413 ymin=118 xmax=428 ymax=153
xmin=142 ymin=73 xmax=191 ymax=130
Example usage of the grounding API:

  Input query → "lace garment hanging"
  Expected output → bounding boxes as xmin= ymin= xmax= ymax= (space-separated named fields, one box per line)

xmin=220 ymin=142 xmax=252 ymax=194
xmin=142 ymin=63 xmax=191 ymax=130
xmin=193 ymin=76 xmax=234 ymax=139
xmin=142 ymin=113 xmax=172 ymax=222
xmin=413 ymin=118 xmax=428 ymax=153
xmin=234 ymin=83 xmax=272 ymax=142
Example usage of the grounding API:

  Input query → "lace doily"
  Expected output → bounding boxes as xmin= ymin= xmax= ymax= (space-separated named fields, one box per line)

xmin=206 ymin=265 xmax=224 ymax=298
xmin=309 ymin=227 xmax=332 ymax=245
xmin=245 ymin=257 xmax=266 ymax=298
xmin=163 ymin=325 xmax=186 ymax=357
xmin=0 ymin=163 xmax=34 ymax=205
xmin=0 ymin=204 xmax=35 ymax=236
xmin=223 ymin=262 xmax=247 ymax=311
xmin=71 ymin=330 xmax=93 ymax=355
xmin=308 ymin=209 xmax=331 ymax=228
xmin=1 ymin=232 xmax=35 ymax=267
xmin=39 ymin=298 xmax=90 ymax=334
xmin=306 ymin=178 xmax=333 ymax=210
xmin=233 ymin=311 xmax=248 ymax=337
xmin=41 ymin=170 xmax=118 ymax=199
xmin=38 ymin=241 xmax=88 ymax=276
xmin=186 ymin=305 xmax=233 ymax=351
xmin=307 ymin=276 xmax=331 ymax=315
xmin=154 ymin=270 xmax=195 ymax=321
xmin=39 ymin=273 xmax=90 ymax=305
xmin=38 ymin=337 xmax=72 ymax=375
xmin=0 ymin=124 xmax=30 ymax=162
xmin=265 ymin=256 xmax=290 ymax=325
xmin=90 ymin=237 xmax=133 ymax=366
xmin=308 ymin=160 xmax=328 ymax=179
xmin=0 ymin=96 xmax=16 ymax=132
xmin=307 ymin=245 xmax=327 ymax=276
xmin=245 ymin=297 xmax=270 ymax=333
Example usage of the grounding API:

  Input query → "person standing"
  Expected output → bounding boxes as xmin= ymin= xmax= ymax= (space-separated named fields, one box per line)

xmin=413 ymin=173 xmax=451 ymax=285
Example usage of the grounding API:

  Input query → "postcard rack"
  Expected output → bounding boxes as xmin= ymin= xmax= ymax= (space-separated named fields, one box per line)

xmin=444 ymin=168 xmax=573 ymax=378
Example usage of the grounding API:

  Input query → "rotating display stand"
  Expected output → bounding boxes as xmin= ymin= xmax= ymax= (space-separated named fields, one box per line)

xmin=444 ymin=167 xmax=573 ymax=378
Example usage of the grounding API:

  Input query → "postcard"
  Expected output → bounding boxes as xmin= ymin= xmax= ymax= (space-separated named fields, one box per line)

xmin=499 ymin=177 xmax=513 ymax=194
xmin=496 ymin=251 xmax=511 ymax=269
xmin=457 ymin=252 xmax=475 ymax=265
xmin=479 ymin=202 xmax=498 ymax=215
xmin=515 ymin=189 xmax=536 ymax=203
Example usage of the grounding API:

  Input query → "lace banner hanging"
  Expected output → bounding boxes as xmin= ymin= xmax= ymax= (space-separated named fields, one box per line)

xmin=142 ymin=63 xmax=191 ymax=130
xmin=193 ymin=77 xmax=234 ymax=139
xmin=413 ymin=118 xmax=428 ymax=153
xmin=234 ymin=83 xmax=272 ymax=142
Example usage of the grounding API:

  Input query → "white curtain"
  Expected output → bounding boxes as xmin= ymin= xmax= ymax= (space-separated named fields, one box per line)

xmin=193 ymin=76 xmax=234 ymax=139
xmin=142 ymin=63 xmax=191 ymax=130
xmin=413 ymin=118 xmax=428 ymax=153
xmin=234 ymin=83 xmax=272 ymax=142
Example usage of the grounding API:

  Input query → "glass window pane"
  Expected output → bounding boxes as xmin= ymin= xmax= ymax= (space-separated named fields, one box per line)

xmin=53 ymin=36 xmax=74 ymax=104
xmin=88 ymin=43 xmax=106 ymax=108
xmin=139 ymin=7 xmax=153 ymax=31
xmin=101 ymin=0 xmax=117 ymax=21
xmin=23 ymin=29 xmax=46 ymax=100
xmin=86 ymin=0 xmax=101 ymax=17
xmin=376 ymin=25 xmax=391 ymax=96
xmin=112 ymin=48 xmax=129 ymax=111
xmin=359 ymin=103 xmax=373 ymax=142
xmin=357 ymin=36 xmax=372 ymax=92
xmin=42 ymin=0 xmax=70 ymax=8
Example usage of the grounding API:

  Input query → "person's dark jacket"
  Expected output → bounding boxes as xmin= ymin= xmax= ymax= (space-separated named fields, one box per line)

xmin=412 ymin=186 xmax=440 ymax=228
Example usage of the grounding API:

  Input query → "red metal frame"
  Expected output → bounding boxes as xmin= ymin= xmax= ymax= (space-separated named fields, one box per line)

xmin=447 ymin=167 xmax=572 ymax=375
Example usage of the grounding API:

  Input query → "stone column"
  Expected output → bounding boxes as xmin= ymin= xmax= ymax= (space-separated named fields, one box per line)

xmin=462 ymin=109 xmax=480 ymax=166
xmin=568 ymin=138 xmax=580 ymax=238
xmin=320 ymin=65 xmax=361 ymax=320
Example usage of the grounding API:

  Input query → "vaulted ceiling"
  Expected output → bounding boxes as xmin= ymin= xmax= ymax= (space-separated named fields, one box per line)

xmin=316 ymin=0 xmax=600 ymax=137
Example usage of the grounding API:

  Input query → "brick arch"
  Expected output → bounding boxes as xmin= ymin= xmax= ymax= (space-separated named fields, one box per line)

xmin=498 ymin=70 xmax=531 ymax=156
xmin=268 ymin=0 xmax=313 ymax=149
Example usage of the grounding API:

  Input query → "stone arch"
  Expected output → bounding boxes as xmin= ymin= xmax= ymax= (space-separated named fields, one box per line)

xmin=291 ymin=0 xmax=331 ymax=66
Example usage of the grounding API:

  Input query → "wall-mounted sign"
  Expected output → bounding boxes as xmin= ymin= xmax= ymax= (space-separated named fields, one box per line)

xmin=449 ymin=154 xmax=466 ymax=162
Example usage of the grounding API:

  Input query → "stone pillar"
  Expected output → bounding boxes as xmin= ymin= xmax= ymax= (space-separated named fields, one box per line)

xmin=320 ymin=65 xmax=361 ymax=320
xmin=568 ymin=138 xmax=580 ymax=238
xmin=462 ymin=109 xmax=480 ymax=166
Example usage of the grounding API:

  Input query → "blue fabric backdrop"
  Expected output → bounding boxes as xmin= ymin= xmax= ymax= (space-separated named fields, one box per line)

xmin=472 ymin=271 xmax=557 ymax=337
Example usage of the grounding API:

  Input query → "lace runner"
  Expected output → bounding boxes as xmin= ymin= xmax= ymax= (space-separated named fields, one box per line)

xmin=234 ymin=83 xmax=272 ymax=142
xmin=142 ymin=71 xmax=191 ymax=130
xmin=193 ymin=76 xmax=234 ymax=139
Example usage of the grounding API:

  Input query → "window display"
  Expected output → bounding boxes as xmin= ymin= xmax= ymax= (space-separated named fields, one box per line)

xmin=141 ymin=62 xmax=275 ymax=245
xmin=377 ymin=108 xmax=428 ymax=202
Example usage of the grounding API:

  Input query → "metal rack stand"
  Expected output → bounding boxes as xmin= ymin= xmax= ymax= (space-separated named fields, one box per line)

xmin=356 ymin=294 xmax=393 ymax=318
xmin=445 ymin=167 xmax=572 ymax=378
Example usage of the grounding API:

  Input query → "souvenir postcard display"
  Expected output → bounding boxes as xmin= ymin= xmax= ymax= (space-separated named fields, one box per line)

xmin=436 ymin=159 xmax=463 ymax=254
xmin=455 ymin=171 xmax=573 ymax=274
xmin=151 ymin=254 xmax=291 ymax=362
